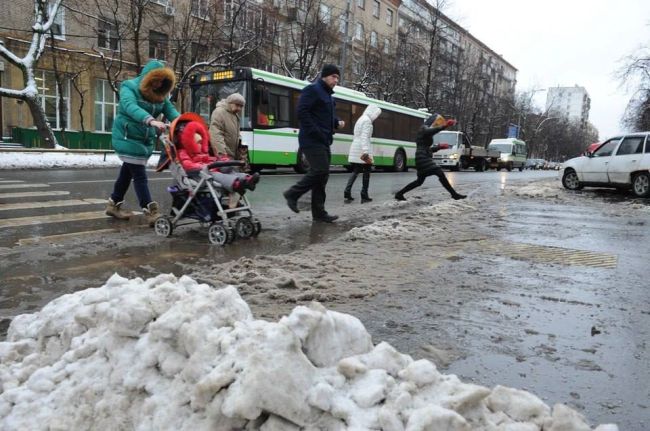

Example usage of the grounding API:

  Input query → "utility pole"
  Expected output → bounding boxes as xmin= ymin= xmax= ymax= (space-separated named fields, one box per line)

xmin=339 ymin=0 xmax=351 ymax=86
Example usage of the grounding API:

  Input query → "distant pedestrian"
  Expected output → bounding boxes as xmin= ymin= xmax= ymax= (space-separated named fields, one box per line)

xmin=106 ymin=60 xmax=179 ymax=226
xmin=209 ymin=92 xmax=249 ymax=171
xmin=394 ymin=114 xmax=467 ymax=201
xmin=344 ymin=104 xmax=381 ymax=203
xmin=283 ymin=64 xmax=344 ymax=223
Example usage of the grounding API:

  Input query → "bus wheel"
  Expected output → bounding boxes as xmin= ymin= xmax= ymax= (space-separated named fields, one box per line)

xmin=393 ymin=149 xmax=407 ymax=172
xmin=294 ymin=149 xmax=309 ymax=174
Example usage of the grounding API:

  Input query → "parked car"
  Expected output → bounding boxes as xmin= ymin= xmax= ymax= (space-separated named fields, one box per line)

xmin=561 ymin=132 xmax=650 ymax=197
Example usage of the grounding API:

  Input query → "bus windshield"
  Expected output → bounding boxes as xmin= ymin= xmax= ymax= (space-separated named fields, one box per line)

xmin=191 ymin=80 xmax=251 ymax=129
xmin=489 ymin=143 xmax=513 ymax=153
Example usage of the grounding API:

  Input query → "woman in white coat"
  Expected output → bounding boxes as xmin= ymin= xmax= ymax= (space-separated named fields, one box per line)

xmin=344 ymin=104 xmax=382 ymax=203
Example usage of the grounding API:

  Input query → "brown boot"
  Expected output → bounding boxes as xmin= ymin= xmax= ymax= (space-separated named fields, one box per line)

xmin=105 ymin=198 xmax=132 ymax=220
xmin=143 ymin=201 xmax=160 ymax=227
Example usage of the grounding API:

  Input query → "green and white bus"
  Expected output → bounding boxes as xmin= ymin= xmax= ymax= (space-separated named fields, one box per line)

xmin=189 ymin=67 xmax=429 ymax=173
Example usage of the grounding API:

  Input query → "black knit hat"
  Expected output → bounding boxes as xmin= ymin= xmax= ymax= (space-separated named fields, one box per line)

xmin=321 ymin=64 xmax=341 ymax=78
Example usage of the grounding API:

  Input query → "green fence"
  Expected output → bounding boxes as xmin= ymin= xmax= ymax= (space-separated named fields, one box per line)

xmin=12 ymin=128 xmax=113 ymax=150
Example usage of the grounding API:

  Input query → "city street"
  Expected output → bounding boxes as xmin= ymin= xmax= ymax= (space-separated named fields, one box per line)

xmin=1 ymin=167 xmax=648 ymax=429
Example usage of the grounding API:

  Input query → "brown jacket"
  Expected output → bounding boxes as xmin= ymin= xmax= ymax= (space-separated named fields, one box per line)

xmin=209 ymin=100 xmax=240 ymax=158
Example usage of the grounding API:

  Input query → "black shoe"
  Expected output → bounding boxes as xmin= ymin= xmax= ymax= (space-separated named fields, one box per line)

xmin=344 ymin=196 xmax=354 ymax=204
xmin=245 ymin=173 xmax=261 ymax=191
xmin=452 ymin=193 xmax=467 ymax=200
xmin=283 ymin=190 xmax=299 ymax=213
xmin=313 ymin=214 xmax=339 ymax=223
xmin=361 ymin=196 xmax=372 ymax=203
xmin=395 ymin=193 xmax=406 ymax=201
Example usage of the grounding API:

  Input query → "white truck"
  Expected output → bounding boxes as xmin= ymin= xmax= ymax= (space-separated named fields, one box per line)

xmin=432 ymin=131 xmax=500 ymax=171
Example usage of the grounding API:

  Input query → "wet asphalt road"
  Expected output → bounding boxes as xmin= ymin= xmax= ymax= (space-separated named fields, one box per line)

xmin=2 ymin=167 xmax=648 ymax=429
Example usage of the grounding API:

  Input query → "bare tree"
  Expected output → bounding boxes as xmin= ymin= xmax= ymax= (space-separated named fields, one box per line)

xmin=619 ymin=46 xmax=650 ymax=131
xmin=0 ymin=0 xmax=63 ymax=148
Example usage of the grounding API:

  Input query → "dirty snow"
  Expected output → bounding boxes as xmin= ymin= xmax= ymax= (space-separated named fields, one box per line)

xmin=0 ymin=150 xmax=158 ymax=169
xmin=0 ymin=274 xmax=617 ymax=430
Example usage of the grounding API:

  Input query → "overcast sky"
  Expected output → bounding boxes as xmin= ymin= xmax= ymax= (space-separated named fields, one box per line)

xmin=447 ymin=0 xmax=650 ymax=139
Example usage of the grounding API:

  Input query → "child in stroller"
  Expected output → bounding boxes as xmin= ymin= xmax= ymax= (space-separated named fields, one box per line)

xmin=154 ymin=113 xmax=261 ymax=245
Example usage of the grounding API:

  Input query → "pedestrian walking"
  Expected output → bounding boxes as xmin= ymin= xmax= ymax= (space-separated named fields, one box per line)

xmin=394 ymin=114 xmax=467 ymax=201
xmin=106 ymin=60 xmax=179 ymax=226
xmin=283 ymin=64 xmax=344 ymax=223
xmin=344 ymin=104 xmax=382 ymax=203
xmin=208 ymin=93 xmax=249 ymax=171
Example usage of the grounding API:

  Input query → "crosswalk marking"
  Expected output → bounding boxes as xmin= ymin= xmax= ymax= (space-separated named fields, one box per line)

xmin=0 ymin=183 xmax=50 ymax=190
xmin=17 ymin=228 xmax=120 ymax=246
xmin=0 ymin=190 xmax=70 ymax=199
xmin=0 ymin=211 xmax=111 ymax=229
xmin=0 ymin=198 xmax=106 ymax=211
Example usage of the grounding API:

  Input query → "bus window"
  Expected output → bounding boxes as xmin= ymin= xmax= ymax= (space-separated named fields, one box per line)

xmin=192 ymin=80 xmax=251 ymax=130
xmin=374 ymin=113 xmax=393 ymax=139
xmin=254 ymin=83 xmax=291 ymax=128
xmin=335 ymin=100 xmax=352 ymax=134
xmin=394 ymin=113 xmax=410 ymax=142
xmin=351 ymin=102 xmax=365 ymax=128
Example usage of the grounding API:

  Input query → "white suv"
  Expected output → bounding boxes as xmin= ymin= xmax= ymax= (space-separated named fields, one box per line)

xmin=561 ymin=132 xmax=650 ymax=197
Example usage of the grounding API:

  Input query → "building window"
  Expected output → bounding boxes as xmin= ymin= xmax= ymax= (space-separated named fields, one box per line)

xmin=35 ymin=70 xmax=69 ymax=130
xmin=355 ymin=22 xmax=364 ymax=40
xmin=319 ymin=4 xmax=331 ymax=24
xmin=94 ymin=79 xmax=119 ymax=132
xmin=224 ymin=0 xmax=233 ymax=22
xmin=149 ymin=31 xmax=168 ymax=60
xmin=339 ymin=15 xmax=347 ymax=34
xmin=386 ymin=8 xmax=393 ymax=26
xmin=191 ymin=0 xmax=209 ymax=18
xmin=153 ymin=0 xmax=172 ymax=5
xmin=370 ymin=31 xmax=377 ymax=47
xmin=372 ymin=0 xmax=380 ymax=18
xmin=48 ymin=4 xmax=65 ymax=39
xmin=383 ymin=38 xmax=390 ymax=54
xmin=190 ymin=43 xmax=208 ymax=63
xmin=97 ymin=20 xmax=119 ymax=51
xmin=357 ymin=0 xmax=365 ymax=9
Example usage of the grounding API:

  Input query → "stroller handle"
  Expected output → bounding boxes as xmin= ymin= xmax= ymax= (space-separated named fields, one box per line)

xmin=208 ymin=160 xmax=245 ymax=169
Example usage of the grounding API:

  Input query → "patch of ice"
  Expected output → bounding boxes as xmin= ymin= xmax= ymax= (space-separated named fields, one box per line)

xmin=0 ymin=275 xmax=618 ymax=431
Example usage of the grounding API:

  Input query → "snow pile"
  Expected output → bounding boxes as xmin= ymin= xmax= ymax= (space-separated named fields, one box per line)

xmin=0 ymin=274 xmax=617 ymax=430
xmin=347 ymin=200 xmax=474 ymax=241
xmin=0 ymin=151 xmax=158 ymax=169
xmin=506 ymin=180 xmax=563 ymax=199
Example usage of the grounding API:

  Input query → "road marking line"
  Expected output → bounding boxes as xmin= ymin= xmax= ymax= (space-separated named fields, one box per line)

xmin=47 ymin=177 xmax=171 ymax=185
xmin=16 ymin=228 xmax=119 ymax=246
xmin=0 ymin=191 xmax=70 ymax=199
xmin=0 ymin=180 xmax=25 ymax=184
xmin=0 ymin=183 xmax=50 ymax=190
xmin=0 ymin=198 xmax=106 ymax=211
xmin=0 ymin=211 xmax=111 ymax=228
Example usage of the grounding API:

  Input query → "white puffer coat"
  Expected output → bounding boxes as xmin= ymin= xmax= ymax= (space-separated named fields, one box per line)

xmin=347 ymin=104 xmax=382 ymax=164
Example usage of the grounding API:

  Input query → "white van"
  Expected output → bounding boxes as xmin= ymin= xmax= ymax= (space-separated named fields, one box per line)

xmin=487 ymin=138 xmax=527 ymax=171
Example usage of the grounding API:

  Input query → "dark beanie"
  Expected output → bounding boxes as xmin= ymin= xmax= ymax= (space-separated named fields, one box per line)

xmin=321 ymin=64 xmax=341 ymax=78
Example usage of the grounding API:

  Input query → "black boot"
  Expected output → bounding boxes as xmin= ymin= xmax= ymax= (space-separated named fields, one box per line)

xmin=452 ymin=192 xmax=467 ymax=200
xmin=344 ymin=193 xmax=354 ymax=204
xmin=395 ymin=192 xmax=406 ymax=201
xmin=361 ymin=195 xmax=372 ymax=203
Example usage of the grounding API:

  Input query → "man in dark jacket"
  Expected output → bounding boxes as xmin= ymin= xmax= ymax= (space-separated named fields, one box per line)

xmin=283 ymin=64 xmax=344 ymax=223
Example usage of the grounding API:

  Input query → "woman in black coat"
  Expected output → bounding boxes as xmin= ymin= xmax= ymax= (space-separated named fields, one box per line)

xmin=395 ymin=114 xmax=466 ymax=201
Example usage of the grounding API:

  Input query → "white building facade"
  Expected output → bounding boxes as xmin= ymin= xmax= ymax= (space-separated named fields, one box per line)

xmin=546 ymin=85 xmax=591 ymax=126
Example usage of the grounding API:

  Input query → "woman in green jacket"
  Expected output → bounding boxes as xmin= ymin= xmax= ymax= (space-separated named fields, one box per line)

xmin=105 ymin=60 xmax=180 ymax=226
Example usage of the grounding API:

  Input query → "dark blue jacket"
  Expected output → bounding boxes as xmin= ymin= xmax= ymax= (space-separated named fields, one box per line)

xmin=297 ymin=79 xmax=340 ymax=149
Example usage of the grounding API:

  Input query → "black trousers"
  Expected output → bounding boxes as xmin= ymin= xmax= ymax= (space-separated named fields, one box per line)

xmin=285 ymin=146 xmax=331 ymax=217
xmin=344 ymin=163 xmax=371 ymax=198
xmin=396 ymin=165 xmax=457 ymax=197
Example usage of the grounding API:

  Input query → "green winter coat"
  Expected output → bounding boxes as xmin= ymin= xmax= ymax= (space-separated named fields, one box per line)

xmin=112 ymin=60 xmax=179 ymax=163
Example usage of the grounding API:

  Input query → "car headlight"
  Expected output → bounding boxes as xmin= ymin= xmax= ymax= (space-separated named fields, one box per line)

xmin=449 ymin=153 xmax=459 ymax=160
xmin=500 ymin=154 xmax=510 ymax=161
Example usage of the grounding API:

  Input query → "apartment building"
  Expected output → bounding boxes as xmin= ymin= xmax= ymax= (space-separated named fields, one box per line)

xmin=546 ymin=85 xmax=591 ymax=126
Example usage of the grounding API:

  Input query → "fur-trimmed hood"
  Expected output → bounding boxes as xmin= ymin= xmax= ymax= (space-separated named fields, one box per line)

xmin=139 ymin=60 xmax=176 ymax=103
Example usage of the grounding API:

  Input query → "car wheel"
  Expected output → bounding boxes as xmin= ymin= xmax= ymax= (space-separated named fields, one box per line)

xmin=562 ymin=169 xmax=583 ymax=190
xmin=506 ymin=162 xmax=513 ymax=172
xmin=476 ymin=159 xmax=486 ymax=172
xmin=393 ymin=149 xmax=407 ymax=172
xmin=632 ymin=172 xmax=650 ymax=197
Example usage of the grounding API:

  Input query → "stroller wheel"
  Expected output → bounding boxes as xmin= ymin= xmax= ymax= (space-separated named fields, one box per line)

xmin=235 ymin=217 xmax=255 ymax=239
xmin=154 ymin=216 xmax=173 ymax=238
xmin=252 ymin=219 xmax=262 ymax=237
xmin=208 ymin=222 xmax=233 ymax=246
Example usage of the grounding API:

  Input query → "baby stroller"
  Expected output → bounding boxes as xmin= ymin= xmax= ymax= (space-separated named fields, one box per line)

xmin=154 ymin=113 xmax=261 ymax=245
